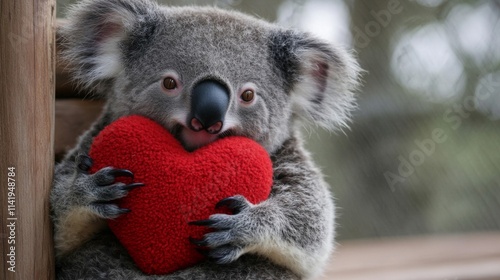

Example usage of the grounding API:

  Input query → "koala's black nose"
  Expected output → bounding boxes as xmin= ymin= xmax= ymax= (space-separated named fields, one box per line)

xmin=189 ymin=80 xmax=229 ymax=134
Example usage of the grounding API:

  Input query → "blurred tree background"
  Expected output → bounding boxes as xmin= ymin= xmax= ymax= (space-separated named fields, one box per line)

xmin=57 ymin=0 xmax=500 ymax=240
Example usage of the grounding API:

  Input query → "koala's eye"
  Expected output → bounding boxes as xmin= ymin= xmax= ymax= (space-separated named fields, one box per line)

xmin=162 ymin=77 xmax=177 ymax=90
xmin=241 ymin=90 xmax=254 ymax=102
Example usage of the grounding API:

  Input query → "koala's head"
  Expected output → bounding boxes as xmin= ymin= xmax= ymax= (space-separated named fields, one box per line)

xmin=62 ymin=0 xmax=361 ymax=152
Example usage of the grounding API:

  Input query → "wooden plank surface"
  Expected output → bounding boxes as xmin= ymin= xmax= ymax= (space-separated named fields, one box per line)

xmin=0 ymin=0 xmax=56 ymax=279
xmin=321 ymin=232 xmax=500 ymax=280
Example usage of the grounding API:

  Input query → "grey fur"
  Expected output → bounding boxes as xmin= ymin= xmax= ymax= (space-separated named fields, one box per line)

xmin=51 ymin=0 xmax=361 ymax=279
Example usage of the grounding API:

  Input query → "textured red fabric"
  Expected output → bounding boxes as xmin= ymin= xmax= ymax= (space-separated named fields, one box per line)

xmin=89 ymin=115 xmax=272 ymax=275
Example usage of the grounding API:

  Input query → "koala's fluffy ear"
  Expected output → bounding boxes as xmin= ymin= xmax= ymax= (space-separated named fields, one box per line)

xmin=270 ymin=30 xmax=362 ymax=130
xmin=60 ymin=0 xmax=160 ymax=89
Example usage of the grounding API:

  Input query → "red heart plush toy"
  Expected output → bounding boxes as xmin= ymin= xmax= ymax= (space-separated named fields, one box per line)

xmin=89 ymin=115 xmax=272 ymax=275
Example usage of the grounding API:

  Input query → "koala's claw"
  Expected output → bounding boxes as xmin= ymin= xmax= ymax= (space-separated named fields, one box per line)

xmin=194 ymin=245 xmax=242 ymax=264
xmin=215 ymin=195 xmax=250 ymax=214
xmin=189 ymin=236 xmax=208 ymax=246
xmin=188 ymin=219 xmax=217 ymax=226
xmin=194 ymin=248 xmax=210 ymax=257
xmin=188 ymin=195 xmax=255 ymax=264
xmin=121 ymin=182 xmax=145 ymax=191
xmin=108 ymin=169 xmax=134 ymax=179
xmin=92 ymin=167 xmax=134 ymax=186
xmin=76 ymin=154 xmax=93 ymax=172
xmin=207 ymin=245 xmax=242 ymax=264
xmin=71 ymin=165 xmax=141 ymax=219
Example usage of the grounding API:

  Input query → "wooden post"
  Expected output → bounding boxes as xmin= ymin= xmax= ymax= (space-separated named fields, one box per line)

xmin=0 ymin=0 xmax=56 ymax=279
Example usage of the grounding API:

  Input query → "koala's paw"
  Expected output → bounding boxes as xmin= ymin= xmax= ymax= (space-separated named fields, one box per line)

xmin=73 ymin=154 xmax=144 ymax=219
xmin=188 ymin=195 xmax=258 ymax=264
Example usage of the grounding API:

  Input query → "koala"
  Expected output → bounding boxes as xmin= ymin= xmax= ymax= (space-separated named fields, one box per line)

xmin=51 ymin=0 xmax=361 ymax=279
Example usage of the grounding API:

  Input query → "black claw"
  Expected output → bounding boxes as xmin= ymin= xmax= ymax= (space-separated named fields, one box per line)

xmin=110 ymin=169 xmax=134 ymax=179
xmin=208 ymin=254 xmax=224 ymax=263
xmin=188 ymin=219 xmax=216 ymax=226
xmin=194 ymin=248 xmax=220 ymax=262
xmin=195 ymin=248 xmax=211 ymax=258
xmin=121 ymin=182 xmax=145 ymax=191
xmin=76 ymin=155 xmax=93 ymax=172
xmin=189 ymin=236 xmax=207 ymax=246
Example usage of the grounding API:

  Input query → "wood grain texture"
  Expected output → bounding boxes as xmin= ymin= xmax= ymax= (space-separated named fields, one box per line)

xmin=0 ymin=0 xmax=56 ymax=279
xmin=320 ymin=232 xmax=500 ymax=280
